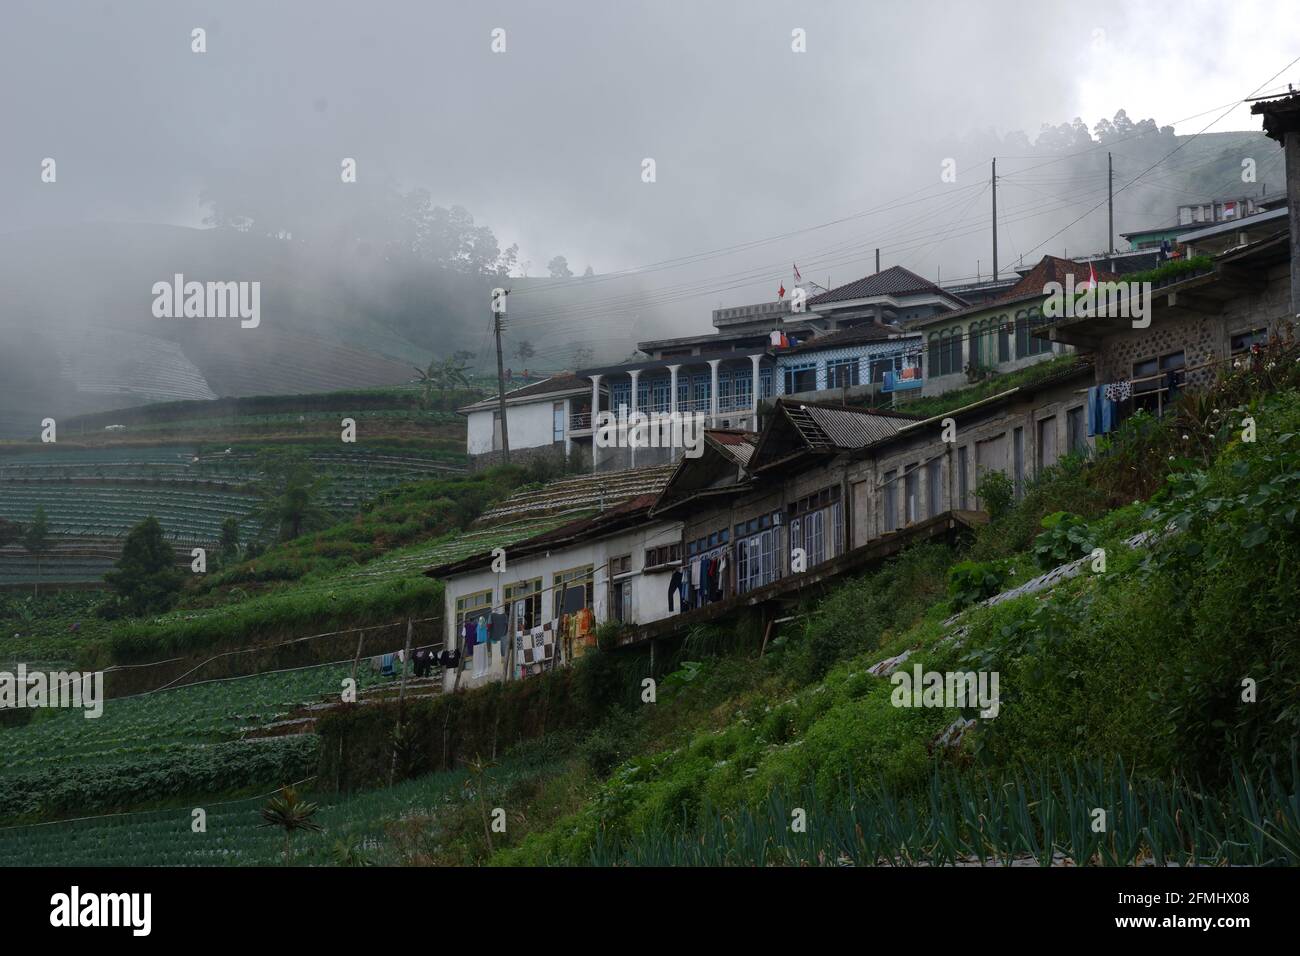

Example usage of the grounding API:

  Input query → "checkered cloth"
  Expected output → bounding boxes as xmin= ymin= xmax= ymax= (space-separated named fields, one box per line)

xmin=1103 ymin=380 xmax=1132 ymax=402
xmin=516 ymin=622 xmax=555 ymax=665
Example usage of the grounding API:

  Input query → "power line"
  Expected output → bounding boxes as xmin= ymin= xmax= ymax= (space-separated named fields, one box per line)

xmin=1014 ymin=55 xmax=1300 ymax=263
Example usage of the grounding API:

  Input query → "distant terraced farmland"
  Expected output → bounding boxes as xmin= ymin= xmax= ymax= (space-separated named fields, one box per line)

xmin=0 ymin=443 xmax=469 ymax=585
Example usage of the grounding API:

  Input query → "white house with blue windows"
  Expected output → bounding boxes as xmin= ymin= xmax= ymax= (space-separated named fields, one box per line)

xmin=772 ymin=324 xmax=925 ymax=401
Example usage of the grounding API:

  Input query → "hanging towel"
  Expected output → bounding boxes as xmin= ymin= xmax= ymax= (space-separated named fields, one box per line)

xmin=476 ymin=616 xmax=488 ymax=646
xmin=668 ymin=569 xmax=682 ymax=611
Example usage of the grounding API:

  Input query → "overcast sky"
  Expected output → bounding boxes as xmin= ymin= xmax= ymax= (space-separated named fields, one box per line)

xmin=3 ymin=0 xmax=1298 ymax=334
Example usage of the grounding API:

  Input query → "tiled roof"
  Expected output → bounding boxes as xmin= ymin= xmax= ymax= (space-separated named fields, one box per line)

xmin=459 ymin=373 xmax=587 ymax=412
xmin=779 ymin=322 xmax=916 ymax=354
xmin=807 ymin=265 xmax=967 ymax=307
xmin=905 ymin=256 xmax=1120 ymax=329
xmin=1001 ymin=255 xmax=1119 ymax=300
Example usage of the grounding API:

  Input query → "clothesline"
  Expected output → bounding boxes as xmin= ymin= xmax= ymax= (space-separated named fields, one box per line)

xmin=1074 ymin=351 xmax=1245 ymax=395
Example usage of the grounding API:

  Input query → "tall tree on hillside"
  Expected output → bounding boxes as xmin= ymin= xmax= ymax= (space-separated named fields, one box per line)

xmin=547 ymin=255 xmax=573 ymax=278
xmin=219 ymin=517 xmax=241 ymax=564
xmin=22 ymin=507 xmax=49 ymax=598
xmin=101 ymin=516 xmax=185 ymax=617
xmin=250 ymin=451 xmax=334 ymax=543
xmin=412 ymin=356 xmax=471 ymax=409
xmin=514 ymin=340 xmax=536 ymax=364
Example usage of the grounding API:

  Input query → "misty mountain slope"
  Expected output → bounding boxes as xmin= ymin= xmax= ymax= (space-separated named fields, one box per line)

xmin=0 ymin=224 xmax=435 ymax=430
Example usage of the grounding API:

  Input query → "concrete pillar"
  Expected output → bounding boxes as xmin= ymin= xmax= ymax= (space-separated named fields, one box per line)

xmin=628 ymin=369 xmax=641 ymax=468
xmin=1287 ymin=130 xmax=1300 ymax=321
xmin=708 ymin=359 xmax=720 ymax=425
xmin=667 ymin=364 xmax=680 ymax=415
xmin=589 ymin=373 xmax=602 ymax=472
xmin=750 ymin=354 xmax=762 ymax=431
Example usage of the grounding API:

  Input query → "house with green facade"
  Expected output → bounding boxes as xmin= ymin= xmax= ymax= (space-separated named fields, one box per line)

xmin=904 ymin=256 xmax=1117 ymax=398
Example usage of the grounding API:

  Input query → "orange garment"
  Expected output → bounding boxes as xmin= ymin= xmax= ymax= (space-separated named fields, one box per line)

xmin=576 ymin=607 xmax=595 ymax=644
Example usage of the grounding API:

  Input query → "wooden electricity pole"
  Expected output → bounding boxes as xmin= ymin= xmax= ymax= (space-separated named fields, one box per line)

xmin=1108 ymin=152 xmax=1115 ymax=255
xmin=991 ymin=158 xmax=998 ymax=281
xmin=493 ymin=290 xmax=511 ymax=463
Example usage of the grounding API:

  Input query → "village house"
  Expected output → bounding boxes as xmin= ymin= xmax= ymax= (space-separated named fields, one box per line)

xmin=903 ymin=256 xmax=1112 ymax=398
xmin=459 ymin=373 xmax=591 ymax=471
xmin=1043 ymin=231 xmax=1293 ymax=416
xmin=431 ymin=222 xmax=1295 ymax=675
xmin=425 ymin=494 xmax=683 ymax=688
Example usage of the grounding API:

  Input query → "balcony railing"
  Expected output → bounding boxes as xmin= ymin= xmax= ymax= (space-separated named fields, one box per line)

xmin=572 ymin=398 xmax=759 ymax=429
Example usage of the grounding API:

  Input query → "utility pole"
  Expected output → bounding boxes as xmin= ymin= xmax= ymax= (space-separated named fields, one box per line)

xmin=492 ymin=289 xmax=511 ymax=464
xmin=991 ymin=158 xmax=998 ymax=281
xmin=1108 ymin=152 xmax=1114 ymax=254
xmin=875 ymin=248 xmax=880 ymax=273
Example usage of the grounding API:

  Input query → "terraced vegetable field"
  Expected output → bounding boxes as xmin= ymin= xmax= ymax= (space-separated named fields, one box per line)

xmin=0 ymin=442 xmax=470 ymax=583
xmin=0 ymin=748 xmax=537 ymax=866
xmin=0 ymin=664 xmax=383 ymax=779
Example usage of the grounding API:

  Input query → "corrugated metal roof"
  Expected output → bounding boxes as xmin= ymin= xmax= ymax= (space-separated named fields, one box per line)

xmin=795 ymin=404 xmax=906 ymax=449
xmin=708 ymin=430 xmax=756 ymax=466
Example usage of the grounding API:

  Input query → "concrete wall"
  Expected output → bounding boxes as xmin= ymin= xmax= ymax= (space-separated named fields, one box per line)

xmin=676 ymin=457 xmax=849 ymax=594
xmin=846 ymin=378 xmax=1090 ymax=542
xmin=466 ymin=396 xmax=573 ymax=456
xmin=1096 ymin=268 xmax=1290 ymax=388
xmin=439 ymin=518 xmax=684 ymax=672
xmin=467 ymin=441 xmax=568 ymax=473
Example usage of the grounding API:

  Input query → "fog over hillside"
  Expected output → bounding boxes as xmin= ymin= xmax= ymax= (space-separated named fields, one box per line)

xmin=0 ymin=0 xmax=1292 ymax=430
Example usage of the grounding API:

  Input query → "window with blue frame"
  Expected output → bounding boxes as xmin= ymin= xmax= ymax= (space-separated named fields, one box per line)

xmin=676 ymin=376 xmax=690 ymax=409
xmin=760 ymin=368 xmax=773 ymax=398
xmin=651 ymin=376 xmax=670 ymax=411
xmin=719 ymin=370 xmax=734 ymax=408
xmin=611 ymin=381 xmax=631 ymax=413
xmin=692 ymin=374 xmax=709 ymax=410
xmin=636 ymin=378 xmax=650 ymax=411
xmin=826 ymin=357 xmax=859 ymax=388
xmin=735 ymin=371 xmax=753 ymax=407
xmin=872 ymin=353 xmax=903 ymax=383
xmin=783 ymin=364 xmax=816 ymax=394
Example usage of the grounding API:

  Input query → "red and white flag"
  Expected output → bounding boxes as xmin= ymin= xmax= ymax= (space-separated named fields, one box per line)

xmin=1078 ymin=262 xmax=1097 ymax=291
xmin=793 ymin=262 xmax=802 ymax=282
xmin=777 ymin=283 xmax=786 ymax=300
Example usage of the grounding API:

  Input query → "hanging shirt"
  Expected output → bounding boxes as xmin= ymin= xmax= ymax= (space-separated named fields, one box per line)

xmin=463 ymin=618 xmax=477 ymax=650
